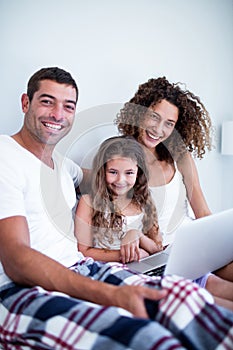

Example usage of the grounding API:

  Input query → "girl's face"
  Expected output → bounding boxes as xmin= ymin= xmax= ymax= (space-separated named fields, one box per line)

xmin=139 ymin=99 xmax=178 ymax=151
xmin=105 ymin=156 xmax=138 ymax=197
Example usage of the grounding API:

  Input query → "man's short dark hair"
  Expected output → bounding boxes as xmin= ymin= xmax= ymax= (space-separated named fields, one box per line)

xmin=27 ymin=67 xmax=79 ymax=102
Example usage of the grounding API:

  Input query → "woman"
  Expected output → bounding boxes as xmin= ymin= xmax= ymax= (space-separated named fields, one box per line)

xmin=115 ymin=77 xmax=233 ymax=309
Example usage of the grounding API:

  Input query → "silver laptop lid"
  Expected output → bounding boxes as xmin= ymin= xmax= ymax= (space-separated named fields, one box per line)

xmin=165 ymin=208 xmax=233 ymax=280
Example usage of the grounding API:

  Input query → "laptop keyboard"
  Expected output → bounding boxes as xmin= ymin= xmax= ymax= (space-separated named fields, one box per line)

xmin=144 ymin=264 xmax=166 ymax=277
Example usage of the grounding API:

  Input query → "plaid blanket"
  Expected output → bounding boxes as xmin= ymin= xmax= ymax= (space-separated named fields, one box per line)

xmin=0 ymin=258 xmax=233 ymax=350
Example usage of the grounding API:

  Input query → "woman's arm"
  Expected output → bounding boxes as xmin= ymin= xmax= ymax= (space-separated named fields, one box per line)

xmin=177 ymin=153 xmax=211 ymax=218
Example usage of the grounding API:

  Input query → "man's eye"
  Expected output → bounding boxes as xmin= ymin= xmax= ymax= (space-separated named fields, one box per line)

xmin=41 ymin=99 xmax=52 ymax=105
xmin=65 ymin=104 xmax=75 ymax=111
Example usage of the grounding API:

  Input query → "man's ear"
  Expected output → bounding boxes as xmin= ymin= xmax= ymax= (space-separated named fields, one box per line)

xmin=21 ymin=93 xmax=30 ymax=113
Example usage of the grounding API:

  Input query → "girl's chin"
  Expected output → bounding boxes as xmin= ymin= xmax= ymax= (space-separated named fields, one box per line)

xmin=109 ymin=188 xmax=128 ymax=196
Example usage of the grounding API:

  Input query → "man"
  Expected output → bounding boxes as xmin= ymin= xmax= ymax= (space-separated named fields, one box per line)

xmin=0 ymin=67 xmax=232 ymax=349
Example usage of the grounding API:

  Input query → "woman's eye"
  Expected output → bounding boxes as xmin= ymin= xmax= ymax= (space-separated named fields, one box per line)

xmin=150 ymin=113 xmax=159 ymax=120
xmin=166 ymin=122 xmax=175 ymax=128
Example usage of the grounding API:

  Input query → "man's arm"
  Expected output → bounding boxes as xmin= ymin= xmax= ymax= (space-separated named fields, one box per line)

xmin=0 ymin=215 xmax=167 ymax=318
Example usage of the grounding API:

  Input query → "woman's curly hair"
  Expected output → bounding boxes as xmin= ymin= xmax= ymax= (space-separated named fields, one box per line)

xmin=90 ymin=136 xmax=161 ymax=248
xmin=115 ymin=77 xmax=213 ymax=162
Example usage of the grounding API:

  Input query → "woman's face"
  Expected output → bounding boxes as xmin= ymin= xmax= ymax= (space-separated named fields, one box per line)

xmin=139 ymin=99 xmax=178 ymax=151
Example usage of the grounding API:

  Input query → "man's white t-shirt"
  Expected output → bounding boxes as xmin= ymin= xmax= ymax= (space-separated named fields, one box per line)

xmin=0 ymin=135 xmax=84 ymax=287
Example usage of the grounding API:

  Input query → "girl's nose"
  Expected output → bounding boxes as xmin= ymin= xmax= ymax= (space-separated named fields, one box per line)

xmin=117 ymin=173 xmax=125 ymax=183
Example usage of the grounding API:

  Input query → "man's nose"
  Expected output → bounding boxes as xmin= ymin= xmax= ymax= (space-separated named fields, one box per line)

xmin=49 ymin=104 xmax=64 ymax=120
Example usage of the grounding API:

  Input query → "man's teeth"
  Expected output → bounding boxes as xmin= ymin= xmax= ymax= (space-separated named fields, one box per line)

xmin=44 ymin=122 xmax=62 ymax=130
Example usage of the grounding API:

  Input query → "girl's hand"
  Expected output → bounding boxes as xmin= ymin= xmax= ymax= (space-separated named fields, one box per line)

xmin=139 ymin=248 xmax=149 ymax=260
xmin=120 ymin=229 xmax=141 ymax=264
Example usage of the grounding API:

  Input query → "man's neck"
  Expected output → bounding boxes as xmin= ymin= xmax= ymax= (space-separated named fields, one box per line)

xmin=12 ymin=130 xmax=54 ymax=168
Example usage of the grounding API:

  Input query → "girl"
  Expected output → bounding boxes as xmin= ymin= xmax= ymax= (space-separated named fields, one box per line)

xmin=75 ymin=136 xmax=163 ymax=263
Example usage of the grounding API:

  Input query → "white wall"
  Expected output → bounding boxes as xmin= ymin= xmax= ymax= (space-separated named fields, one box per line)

xmin=1 ymin=0 xmax=233 ymax=212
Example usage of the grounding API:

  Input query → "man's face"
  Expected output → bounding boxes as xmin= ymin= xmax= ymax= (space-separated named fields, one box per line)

xmin=22 ymin=79 xmax=77 ymax=145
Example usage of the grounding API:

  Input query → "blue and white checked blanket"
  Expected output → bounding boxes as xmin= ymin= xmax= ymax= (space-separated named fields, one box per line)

xmin=0 ymin=258 xmax=233 ymax=349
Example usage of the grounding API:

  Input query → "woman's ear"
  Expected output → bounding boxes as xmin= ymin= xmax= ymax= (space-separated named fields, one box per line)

xmin=21 ymin=93 xmax=30 ymax=113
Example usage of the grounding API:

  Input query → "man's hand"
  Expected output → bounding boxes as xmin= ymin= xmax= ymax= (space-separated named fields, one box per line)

xmin=113 ymin=284 xmax=168 ymax=319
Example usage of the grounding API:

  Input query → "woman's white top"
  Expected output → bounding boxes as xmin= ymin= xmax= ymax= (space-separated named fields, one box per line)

xmin=150 ymin=164 xmax=193 ymax=246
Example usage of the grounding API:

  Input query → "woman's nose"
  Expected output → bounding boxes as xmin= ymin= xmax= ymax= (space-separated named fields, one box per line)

xmin=154 ymin=121 xmax=164 ymax=135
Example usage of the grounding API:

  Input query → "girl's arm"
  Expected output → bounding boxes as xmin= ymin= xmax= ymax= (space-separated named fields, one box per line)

xmin=177 ymin=153 xmax=211 ymax=218
xmin=75 ymin=195 xmax=122 ymax=262
xmin=139 ymin=231 xmax=163 ymax=255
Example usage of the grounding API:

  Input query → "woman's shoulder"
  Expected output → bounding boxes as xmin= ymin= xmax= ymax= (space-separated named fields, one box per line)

xmin=177 ymin=152 xmax=196 ymax=176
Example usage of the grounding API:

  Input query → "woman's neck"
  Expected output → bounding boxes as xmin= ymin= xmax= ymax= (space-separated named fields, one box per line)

xmin=141 ymin=144 xmax=158 ymax=165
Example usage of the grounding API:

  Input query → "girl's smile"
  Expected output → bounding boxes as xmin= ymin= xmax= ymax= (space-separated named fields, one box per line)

xmin=105 ymin=156 xmax=138 ymax=197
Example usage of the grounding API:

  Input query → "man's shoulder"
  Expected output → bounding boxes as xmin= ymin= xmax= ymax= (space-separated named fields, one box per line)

xmin=53 ymin=151 xmax=83 ymax=185
xmin=59 ymin=154 xmax=81 ymax=173
xmin=0 ymin=135 xmax=18 ymax=160
xmin=0 ymin=134 xmax=11 ymax=144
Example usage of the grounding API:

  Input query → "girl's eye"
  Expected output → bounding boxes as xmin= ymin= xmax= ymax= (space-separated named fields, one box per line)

xmin=108 ymin=170 xmax=117 ymax=175
xmin=126 ymin=171 xmax=135 ymax=175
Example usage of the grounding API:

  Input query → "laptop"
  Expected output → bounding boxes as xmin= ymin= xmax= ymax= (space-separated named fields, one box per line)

xmin=127 ymin=208 xmax=233 ymax=280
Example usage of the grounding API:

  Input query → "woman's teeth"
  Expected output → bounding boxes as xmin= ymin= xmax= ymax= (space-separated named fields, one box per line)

xmin=147 ymin=131 xmax=160 ymax=140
